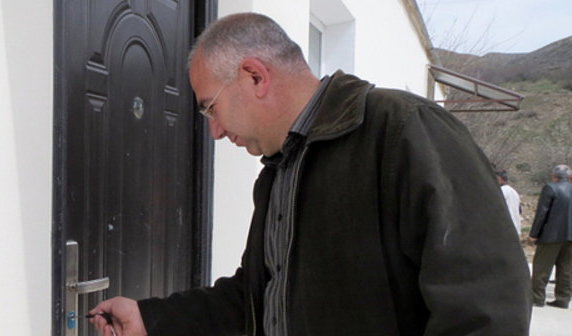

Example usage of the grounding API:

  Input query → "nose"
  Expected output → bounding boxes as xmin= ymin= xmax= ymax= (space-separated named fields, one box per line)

xmin=208 ymin=118 xmax=226 ymax=140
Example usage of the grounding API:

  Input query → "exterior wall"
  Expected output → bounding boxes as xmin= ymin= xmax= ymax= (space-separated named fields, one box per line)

xmin=321 ymin=20 xmax=356 ymax=75
xmin=212 ymin=0 xmax=439 ymax=281
xmin=344 ymin=0 xmax=432 ymax=94
xmin=0 ymin=1 xmax=53 ymax=334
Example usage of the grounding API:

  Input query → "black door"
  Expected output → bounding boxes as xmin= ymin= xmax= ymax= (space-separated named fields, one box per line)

xmin=53 ymin=1 xmax=216 ymax=335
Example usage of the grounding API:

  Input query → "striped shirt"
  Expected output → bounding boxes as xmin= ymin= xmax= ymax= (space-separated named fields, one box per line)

xmin=262 ymin=76 xmax=331 ymax=336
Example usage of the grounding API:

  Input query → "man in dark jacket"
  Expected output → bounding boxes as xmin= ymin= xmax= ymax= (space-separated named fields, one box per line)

xmin=530 ymin=164 xmax=572 ymax=309
xmin=91 ymin=13 xmax=531 ymax=336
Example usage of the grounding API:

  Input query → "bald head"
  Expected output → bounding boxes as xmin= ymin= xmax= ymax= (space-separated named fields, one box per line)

xmin=189 ymin=12 xmax=309 ymax=83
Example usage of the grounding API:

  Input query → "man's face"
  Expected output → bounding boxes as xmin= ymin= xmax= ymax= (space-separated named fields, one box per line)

xmin=189 ymin=53 xmax=270 ymax=156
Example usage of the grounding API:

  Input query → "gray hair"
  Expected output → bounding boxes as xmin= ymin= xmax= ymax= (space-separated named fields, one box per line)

xmin=552 ymin=164 xmax=571 ymax=180
xmin=188 ymin=13 xmax=308 ymax=83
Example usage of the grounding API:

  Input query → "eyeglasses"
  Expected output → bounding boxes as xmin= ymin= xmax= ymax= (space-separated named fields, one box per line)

xmin=198 ymin=85 xmax=226 ymax=120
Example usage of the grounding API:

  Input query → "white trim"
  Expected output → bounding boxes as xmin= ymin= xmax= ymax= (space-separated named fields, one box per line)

xmin=309 ymin=13 xmax=326 ymax=32
xmin=310 ymin=0 xmax=354 ymax=25
xmin=308 ymin=21 xmax=324 ymax=76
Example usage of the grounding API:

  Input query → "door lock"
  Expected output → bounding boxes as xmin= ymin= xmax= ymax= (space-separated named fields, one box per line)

xmin=65 ymin=241 xmax=110 ymax=335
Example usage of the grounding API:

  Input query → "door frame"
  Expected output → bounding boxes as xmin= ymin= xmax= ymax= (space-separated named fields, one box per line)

xmin=51 ymin=1 xmax=218 ymax=335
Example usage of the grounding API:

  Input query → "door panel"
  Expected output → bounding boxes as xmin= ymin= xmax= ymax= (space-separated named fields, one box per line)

xmin=53 ymin=1 xmax=216 ymax=335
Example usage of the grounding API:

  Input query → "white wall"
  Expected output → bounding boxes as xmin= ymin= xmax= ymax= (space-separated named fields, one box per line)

xmin=0 ymin=1 xmax=52 ymax=334
xmin=218 ymin=0 xmax=253 ymax=16
xmin=343 ymin=0 xmax=432 ymax=94
xmin=252 ymin=0 xmax=311 ymax=57
xmin=322 ymin=20 xmax=356 ymax=75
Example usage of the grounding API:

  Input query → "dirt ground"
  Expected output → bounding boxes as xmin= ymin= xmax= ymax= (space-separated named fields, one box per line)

xmin=519 ymin=194 xmax=538 ymax=263
xmin=521 ymin=236 xmax=536 ymax=264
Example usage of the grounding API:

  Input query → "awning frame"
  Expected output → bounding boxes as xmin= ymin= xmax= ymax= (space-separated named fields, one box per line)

xmin=429 ymin=64 xmax=525 ymax=112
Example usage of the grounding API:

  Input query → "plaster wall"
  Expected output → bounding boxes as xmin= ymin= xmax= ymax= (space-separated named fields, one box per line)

xmin=0 ymin=1 xmax=53 ymax=334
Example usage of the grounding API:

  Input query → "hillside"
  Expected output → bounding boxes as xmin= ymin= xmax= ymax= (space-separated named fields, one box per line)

xmin=437 ymin=36 xmax=572 ymax=197
xmin=436 ymin=36 xmax=572 ymax=86
xmin=437 ymin=36 xmax=572 ymax=248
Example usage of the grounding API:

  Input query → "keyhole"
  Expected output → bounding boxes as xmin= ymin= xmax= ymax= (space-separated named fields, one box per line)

xmin=132 ymin=96 xmax=144 ymax=119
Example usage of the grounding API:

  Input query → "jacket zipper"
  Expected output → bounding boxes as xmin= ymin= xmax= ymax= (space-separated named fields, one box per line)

xmin=283 ymin=146 xmax=309 ymax=335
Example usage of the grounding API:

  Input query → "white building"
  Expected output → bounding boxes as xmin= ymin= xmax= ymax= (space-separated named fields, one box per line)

xmin=0 ymin=0 xmax=442 ymax=334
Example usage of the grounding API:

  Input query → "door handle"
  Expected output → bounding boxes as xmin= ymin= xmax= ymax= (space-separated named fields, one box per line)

xmin=68 ymin=277 xmax=110 ymax=295
xmin=65 ymin=240 xmax=110 ymax=335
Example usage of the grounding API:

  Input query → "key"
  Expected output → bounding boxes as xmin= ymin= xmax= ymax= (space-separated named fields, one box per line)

xmin=85 ymin=312 xmax=117 ymax=336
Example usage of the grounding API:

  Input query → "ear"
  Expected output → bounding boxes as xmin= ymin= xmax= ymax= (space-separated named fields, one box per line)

xmin=238 ymin=58 xmax=271 ymax=98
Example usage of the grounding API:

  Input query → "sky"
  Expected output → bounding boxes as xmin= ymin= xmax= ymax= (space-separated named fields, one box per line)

xmin=418 ymin=0 xmax=572 ymax=55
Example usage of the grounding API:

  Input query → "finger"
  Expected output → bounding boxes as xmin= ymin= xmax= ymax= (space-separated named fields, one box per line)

xmin=91 ymin=318 xmax=107 ymax=336
xmin=104 ymin=324 xmax=115 ymax=336
xmin=96 ymin=323 xmax=111 ymax=336
xmin=95 ymin=315 xmax=111 ymax=333
xmin=90 ymin=302 xmax=111 ymax=315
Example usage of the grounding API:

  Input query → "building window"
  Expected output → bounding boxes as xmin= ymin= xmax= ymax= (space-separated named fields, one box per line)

xmin=310 ymin=0 xmax=355 ymax=76
xmin=309 ymin=23 xmax=322 ymax=77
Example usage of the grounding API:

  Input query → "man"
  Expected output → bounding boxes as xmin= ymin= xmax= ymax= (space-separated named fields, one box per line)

xmin=529 ymin=164 xmax=572 ymax=309
xmin=496 ymin=169 xmax=522 ymax=235
xmin=91 ymin=13 xmax=531 ymax=335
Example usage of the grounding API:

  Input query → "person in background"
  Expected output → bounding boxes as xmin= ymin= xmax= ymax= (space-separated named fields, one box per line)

xmin=496 ymin=169 xmax=522 ymax=235
xmin=90 ymin=12 xmax=531 ymax=336
xmin=529 ymin=164 xmax=572 ymax=308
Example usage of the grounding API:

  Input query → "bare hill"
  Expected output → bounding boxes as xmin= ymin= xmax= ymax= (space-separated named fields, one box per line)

xmin=437 ymin=36 xmax=572 ymax=198
xmin=437 ymin=36 xmax=572 ymax=86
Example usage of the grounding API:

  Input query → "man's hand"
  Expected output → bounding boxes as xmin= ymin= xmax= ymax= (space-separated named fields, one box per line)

xmin=528 ymin=236 xmax=537 ymax=243
xmin=89 ymin=297 xmax=147 ymax=336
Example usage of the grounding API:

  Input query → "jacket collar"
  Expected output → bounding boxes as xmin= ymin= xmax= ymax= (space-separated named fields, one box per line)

xmin=306 ymin=70 xmax=374 ymax=144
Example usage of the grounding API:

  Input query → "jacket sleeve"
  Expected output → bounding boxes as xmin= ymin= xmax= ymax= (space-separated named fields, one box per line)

xmin=137 ymin=267 xmax=246 ymax=336
xmin=394 ymin=104 xmax=531 ymax=335
xmin=529 ymin=184 xmax=554 ymax=238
